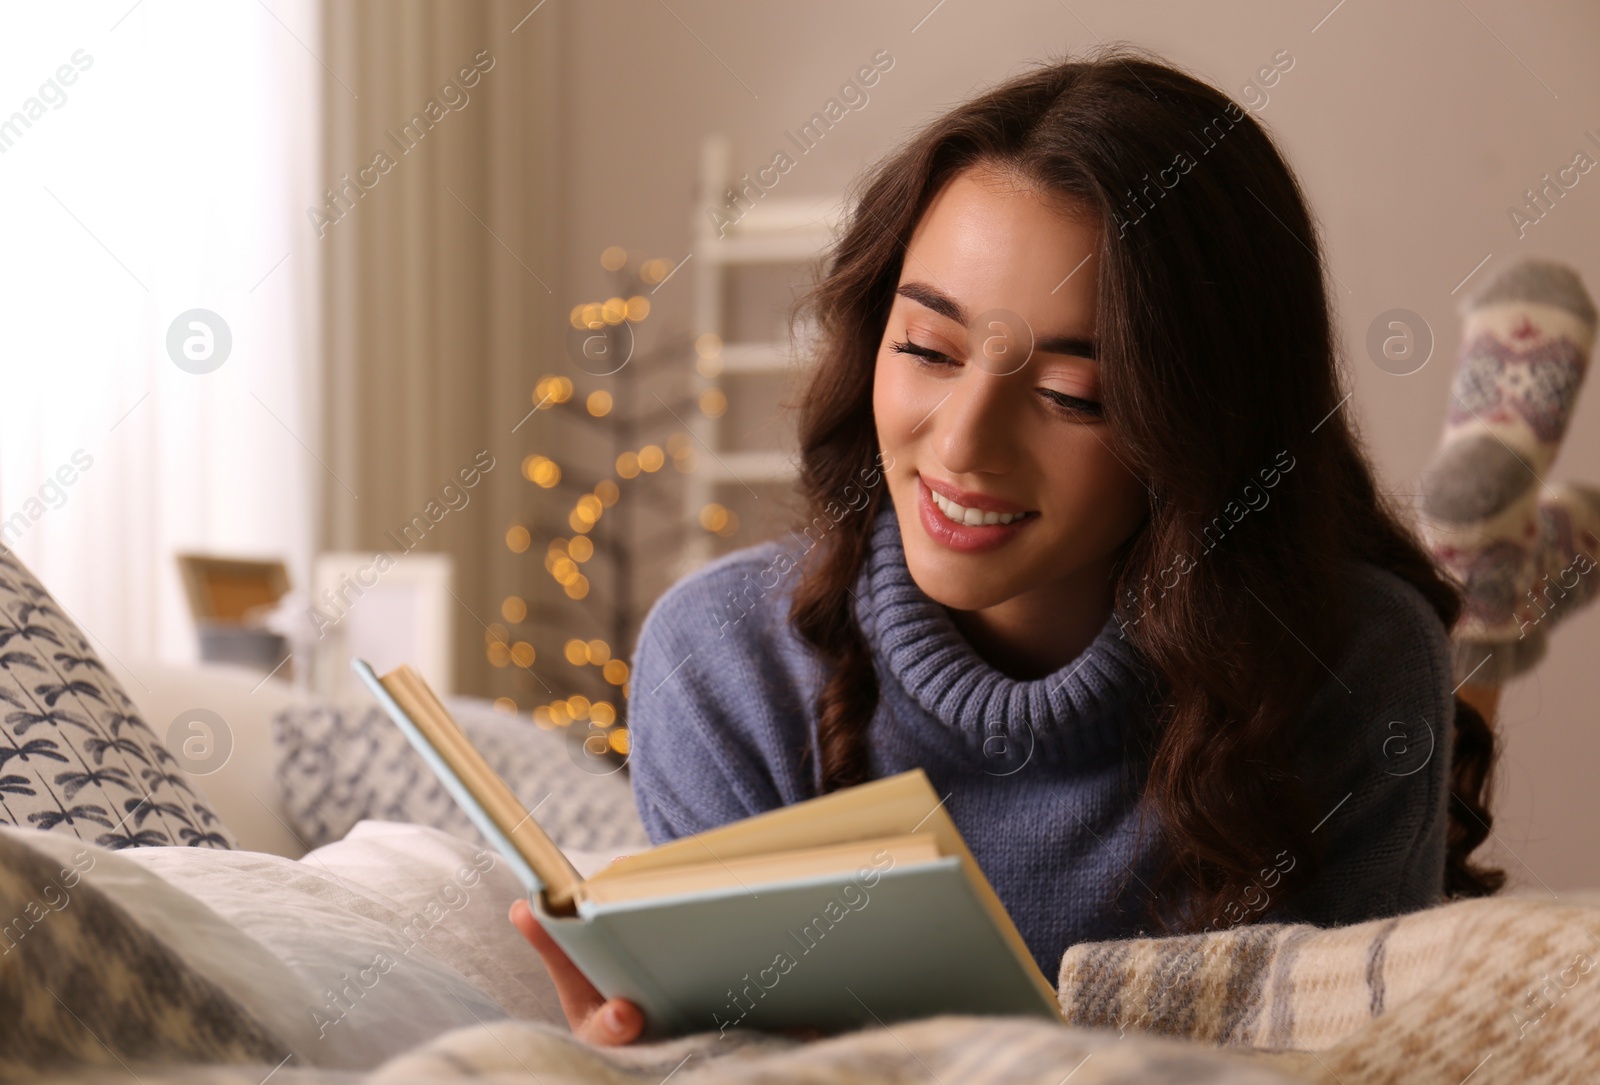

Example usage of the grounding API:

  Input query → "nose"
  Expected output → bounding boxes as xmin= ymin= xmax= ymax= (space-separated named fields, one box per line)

xmin=932 ymin=364 xmax=1022 ymax=476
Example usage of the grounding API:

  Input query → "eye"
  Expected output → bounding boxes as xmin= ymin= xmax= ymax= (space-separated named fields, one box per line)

xmin=889 ymin=339 xmax=956 ymax=368
xmin=1040 ymin=389 xmax=1104 ymax=419
xmin=892 ymin=339 xmax=1105 ymax=420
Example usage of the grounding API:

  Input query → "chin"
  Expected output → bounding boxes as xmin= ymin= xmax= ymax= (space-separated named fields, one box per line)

xmin=901 ymin=540 xmax=1017 ymax=612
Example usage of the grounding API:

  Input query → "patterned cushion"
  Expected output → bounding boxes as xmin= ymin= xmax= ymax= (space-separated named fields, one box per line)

xmin=0 ymin=549 xmax=235 ymax=849
xmin=0 ymin=829 xmax=284 ymax=1074
xmin=272 ymin=697 xmax=649 ymax=854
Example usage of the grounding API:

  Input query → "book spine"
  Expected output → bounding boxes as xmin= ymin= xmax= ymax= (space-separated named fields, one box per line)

xmin=351 ymin=659 xmax=547 ymax=894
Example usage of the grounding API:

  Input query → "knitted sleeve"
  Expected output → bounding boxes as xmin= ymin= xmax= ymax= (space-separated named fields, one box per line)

xmin=1268 ymin=563 xmax=1455 ymax=927
xmin=624 ymin=544 xmax=815 ymax=846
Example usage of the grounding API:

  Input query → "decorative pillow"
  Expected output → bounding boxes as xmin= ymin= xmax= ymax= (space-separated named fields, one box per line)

xmin=273 ymin=696 xmax=650 ymax=854
xmin=0 ymin=548 xmax=235 ymax=850
xmin=0 ymin=828 xmax=284 ymax=1075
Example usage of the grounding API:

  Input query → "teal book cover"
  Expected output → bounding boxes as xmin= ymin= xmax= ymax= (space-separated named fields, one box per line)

xmin=353 ymin=657 xmax=1066 ymax=1040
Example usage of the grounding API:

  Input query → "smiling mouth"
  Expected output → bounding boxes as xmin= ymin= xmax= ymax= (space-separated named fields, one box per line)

xmin=927 ymin=488 xmax=1038 ymax=526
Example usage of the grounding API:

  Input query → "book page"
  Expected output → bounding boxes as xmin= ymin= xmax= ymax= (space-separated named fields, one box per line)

xmin=576 ymin=831 xmax=942 ymax=906
xmin=589 ymin=771 xmax=947 ymax=880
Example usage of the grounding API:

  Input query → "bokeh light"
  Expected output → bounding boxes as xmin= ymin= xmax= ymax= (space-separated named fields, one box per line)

xmin=640 ymin=257 xmax=670 ymax=284
xmin=698 ymin=388 xmax=727 ymax=418
xmin=534 ymin=375 xmax=573 ymax=405
xmin=522 ymin=454 xmax=561 ymax=488
xmin=700 ymin=502 xmax=730 ymax=533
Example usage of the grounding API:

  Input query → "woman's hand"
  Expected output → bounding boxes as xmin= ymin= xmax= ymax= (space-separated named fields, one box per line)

xmin=508 ymin=898 xmax=646 ymax=1045
xmin=509 ymin=898 xmax=826 ymax=1045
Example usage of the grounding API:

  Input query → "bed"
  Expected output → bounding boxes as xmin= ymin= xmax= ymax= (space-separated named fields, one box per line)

xmin=1 ymin=550 xmax=1595 ymax=1084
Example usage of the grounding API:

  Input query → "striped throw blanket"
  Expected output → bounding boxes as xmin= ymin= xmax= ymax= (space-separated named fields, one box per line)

xmin=1059 ymin=888 xmax=1600 ymax=1083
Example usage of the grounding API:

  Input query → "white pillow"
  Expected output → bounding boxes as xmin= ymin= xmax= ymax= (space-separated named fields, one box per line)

xmin=117 ymin=659 xmax=312 ymax=858
xmin=286 ymin=821 xmax=625 ymax=1020
xmin=8 ymin=821 xmax=623 ymax=1069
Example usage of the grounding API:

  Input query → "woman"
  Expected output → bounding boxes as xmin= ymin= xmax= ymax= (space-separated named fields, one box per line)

xmin=511 ymin=47 xmax=1503 ymax=1045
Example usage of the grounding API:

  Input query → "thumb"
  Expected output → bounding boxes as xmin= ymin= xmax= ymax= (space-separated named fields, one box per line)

xmin=579 ymin=998 xmax=645 ymax=1046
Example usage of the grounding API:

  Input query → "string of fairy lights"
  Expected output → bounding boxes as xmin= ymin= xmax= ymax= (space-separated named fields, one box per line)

xmin=483 ymin=246 xmax=744 ymax=756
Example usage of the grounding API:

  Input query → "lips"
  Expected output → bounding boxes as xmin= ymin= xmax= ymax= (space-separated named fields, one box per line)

xmin=916 ymin=475 xmax=1038 ymax=554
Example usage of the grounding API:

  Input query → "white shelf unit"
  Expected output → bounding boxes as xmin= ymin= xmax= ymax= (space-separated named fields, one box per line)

xmin=683 ymin=135 xmax=843 ymax=568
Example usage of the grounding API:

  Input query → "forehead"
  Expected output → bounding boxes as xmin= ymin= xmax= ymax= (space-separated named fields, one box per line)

xmin=900 ymin=165 xmax=1100 ymax=321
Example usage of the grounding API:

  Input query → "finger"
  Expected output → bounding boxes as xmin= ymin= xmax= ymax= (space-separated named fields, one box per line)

xmin=576 ymin=997 xmax=645 ymax=1046
xmin=508 ymin=898 xmax=605 ymax=1024
xmin=508 ymin=900 xmax=646 ymax=1044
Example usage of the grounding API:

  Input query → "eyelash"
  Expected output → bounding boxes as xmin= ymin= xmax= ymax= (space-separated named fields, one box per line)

xmin=889 ymin=339 xmax=1104 ymax=419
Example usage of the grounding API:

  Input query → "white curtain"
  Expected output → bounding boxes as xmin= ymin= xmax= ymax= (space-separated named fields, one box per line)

xmin=0 ymin=1 xmax=322 ymax=677
xmin=317 ymin=0 xmax=563 ymax=700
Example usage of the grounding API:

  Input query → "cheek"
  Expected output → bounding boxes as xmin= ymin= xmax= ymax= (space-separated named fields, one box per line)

xmin=1044 ymin=432 xmax=1147 ymax=531
xmin=872 ymin=352 xmax=898 ymax=410
xmin=873 ymin=356 xmax=930 ymax=508
xmin=872 ymin=353 xmax=914 ymax=444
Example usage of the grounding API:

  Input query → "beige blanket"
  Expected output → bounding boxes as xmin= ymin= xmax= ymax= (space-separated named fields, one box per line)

xmin=1060 ymin=888 xmax=1600 ymax=1083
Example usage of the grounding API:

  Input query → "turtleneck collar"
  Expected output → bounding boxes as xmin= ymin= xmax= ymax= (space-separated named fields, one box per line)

xmin=852 ymin=494 xmax=1158 ymax=767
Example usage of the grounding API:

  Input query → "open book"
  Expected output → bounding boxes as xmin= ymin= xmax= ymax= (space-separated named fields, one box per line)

xmin=353 ymin=658 xmax=1066 ymax=1040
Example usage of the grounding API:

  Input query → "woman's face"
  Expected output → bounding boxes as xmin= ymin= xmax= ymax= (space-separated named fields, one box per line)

xmin=872 ymin=163 xmax=1148 ymax=614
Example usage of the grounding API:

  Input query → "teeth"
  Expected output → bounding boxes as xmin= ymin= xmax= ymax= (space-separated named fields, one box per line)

xmin=930 ymin=489 xmax=1030 ymax=526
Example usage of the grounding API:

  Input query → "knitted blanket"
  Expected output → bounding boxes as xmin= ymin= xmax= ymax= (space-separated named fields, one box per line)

xmin=1060 ymin=889 xmax=1600 ymax=1083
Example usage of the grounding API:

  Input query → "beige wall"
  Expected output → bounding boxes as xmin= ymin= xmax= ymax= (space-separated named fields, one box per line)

xmin=552 ymin=1 xmax=1600 ymax=890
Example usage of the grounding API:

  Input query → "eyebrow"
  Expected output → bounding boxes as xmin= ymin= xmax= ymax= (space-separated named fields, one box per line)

xmin=895 ymin=281 xmax=1097 ymax=360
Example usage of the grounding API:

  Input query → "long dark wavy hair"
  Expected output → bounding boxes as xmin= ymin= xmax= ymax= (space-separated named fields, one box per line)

xmin=784 ymin=48 xmax=1503 ymax=933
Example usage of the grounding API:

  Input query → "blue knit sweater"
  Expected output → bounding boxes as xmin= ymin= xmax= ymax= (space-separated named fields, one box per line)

xmin=626 ymin=496 xmax=1455 ymax=980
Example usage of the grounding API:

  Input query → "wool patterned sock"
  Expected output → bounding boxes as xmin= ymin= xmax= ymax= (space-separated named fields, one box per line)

xmin=1417 ymin=259 xmax=1598 ymax=687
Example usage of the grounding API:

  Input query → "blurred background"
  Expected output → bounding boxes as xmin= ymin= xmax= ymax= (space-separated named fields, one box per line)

xmin=0 ymin=0 xmax=1595 ymax=883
